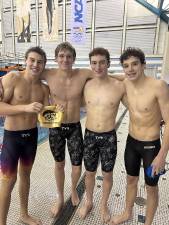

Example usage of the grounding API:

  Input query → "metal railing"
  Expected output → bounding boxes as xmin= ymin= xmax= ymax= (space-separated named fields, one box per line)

xmin=0 ymin=53 xmax=163 ymax=79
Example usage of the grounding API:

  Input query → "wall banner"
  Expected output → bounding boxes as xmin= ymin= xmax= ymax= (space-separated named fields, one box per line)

xmin=42 ymin=0 xmax=58 ymax=41
xmin=16 ymin=0 xmax=31 ymax=43
xmin=71 ymin=0 xmax=86 ymax=44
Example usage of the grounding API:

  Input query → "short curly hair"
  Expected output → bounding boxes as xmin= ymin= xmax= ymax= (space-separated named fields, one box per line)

xmin=120 ymin=47 xmax=146 ymax=65
xmin=89 ymin=47 xmax=110 ymax=66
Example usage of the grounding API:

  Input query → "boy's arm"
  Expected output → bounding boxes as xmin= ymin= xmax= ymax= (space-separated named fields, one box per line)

xmin=81 ymin=93 xmax=86 ymax=107
xmin=41 ymin=68 xmax=53 ymax=81
xmin=121 ymin=94 xmax=128 ymax=108
xmin=42 ymin=83 xmax=50 ymax=106
xmin=0 ymin=77 xmax=3 ymax=100
xmin=109 ymin=73 xmax=125 ymax=81
xmin=0 ymin=101 xmax=43 ymax=116
xmin=151 ymin=80 xmax=169 ymax=175
xmin=1 ymin=72 xmax=15 ymax=103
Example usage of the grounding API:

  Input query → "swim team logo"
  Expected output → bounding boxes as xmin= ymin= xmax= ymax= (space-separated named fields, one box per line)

xmin=38 ymin=106 xmax=64 ymax=128
xmin=71 ymin=0 xmax=86 ymax=44
xmin=43 ymin=110 xmax=57 ymax=122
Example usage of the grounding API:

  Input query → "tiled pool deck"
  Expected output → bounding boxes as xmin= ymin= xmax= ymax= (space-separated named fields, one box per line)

xmin=0 ymin=105 xmax=169 ymax=225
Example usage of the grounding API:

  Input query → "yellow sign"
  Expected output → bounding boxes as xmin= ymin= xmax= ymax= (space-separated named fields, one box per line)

xmin=38 ymin=105 xmax=64 ymax=128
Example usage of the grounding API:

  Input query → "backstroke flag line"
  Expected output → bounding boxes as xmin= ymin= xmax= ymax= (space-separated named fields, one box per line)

xmin=71 ymin=0 xmax=86 ymax=44
xmin=42 ymin=0 xmax=58 ymax=41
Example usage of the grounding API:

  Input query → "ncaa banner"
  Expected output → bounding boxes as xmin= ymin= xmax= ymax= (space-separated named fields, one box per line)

xmin=71 ymin=0 xmax=86 ymax=44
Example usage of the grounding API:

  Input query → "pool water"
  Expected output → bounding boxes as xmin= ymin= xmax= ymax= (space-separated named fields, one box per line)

xmin=38 ymin=127 xmax=49 ymax=144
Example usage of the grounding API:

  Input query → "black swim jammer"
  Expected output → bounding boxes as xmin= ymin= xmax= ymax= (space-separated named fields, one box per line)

xmin=49 ymin=122 xmax=84 ymax=166
xmin=83 ymin=128 xmax=117 ymax=172
xmin=0 ymin=127 xmax=38 ymax=178
xmin=125 ymin=134 xmax=161 ymax=186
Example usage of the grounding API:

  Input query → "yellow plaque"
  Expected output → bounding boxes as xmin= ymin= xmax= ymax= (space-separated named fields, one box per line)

xmin=38 ymin=105 xmax=64 ymax=128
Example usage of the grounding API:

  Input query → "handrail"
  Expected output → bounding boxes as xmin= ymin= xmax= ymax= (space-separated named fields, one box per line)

xmin=0 ymin=53 xmax=163 ymax=79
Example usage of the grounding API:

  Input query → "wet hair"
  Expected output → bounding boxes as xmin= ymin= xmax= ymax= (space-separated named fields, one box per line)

xmin=120 ymin=47 xmax=146 ymax=65
xmin=55 ymin=42 xmax=76 ymax=60
xmin=25 ymin=46 xmax=47 ymax=65
xmin=89 ymin=47 xmax=110 ymax=66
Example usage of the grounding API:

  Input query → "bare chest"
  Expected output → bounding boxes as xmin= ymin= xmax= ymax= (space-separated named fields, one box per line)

xmin=127 ymin=88 xmax=157 ymax=113
xmin=13 ymin=83 xmax=43 ymax=104
xmin=85 ymin=86 xmax=120 ymax=108
xmin=49 ymin=76 xmax=85 ymax=101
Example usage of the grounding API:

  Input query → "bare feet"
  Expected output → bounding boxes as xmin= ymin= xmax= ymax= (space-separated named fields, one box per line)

xmin=19 ymin=215 xmax=42 ymax=225
xmin=100 ymin=205 xmax=111 ymax=224
xmin=78 ymin=202 xmax=93 ymax=219
xmin=71 ymin=190 xmax=80 ymax=206
xmin=109 ymin=211 xmax=132 ymax=225
xmin=50 ymin=201 xmax=63 ymax=218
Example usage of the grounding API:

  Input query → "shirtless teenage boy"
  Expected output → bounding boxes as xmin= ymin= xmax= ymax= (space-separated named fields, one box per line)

xmin=109 ymin=48 xmax=169 ymax=225
xmin=78 ymin=47 xmax=126 ymax=224
xmin=41 ymin=42 xmax=94 ymax=217
xmin=0 ymin=47 xmax=49 ymax=225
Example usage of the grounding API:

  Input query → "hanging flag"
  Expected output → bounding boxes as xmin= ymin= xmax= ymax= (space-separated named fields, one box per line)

xmin=16 ymin=0 xmax=31 ymax=43
xmin=42 ymin=0 xmax=58 ymax=41
xmin=71 ymin=0 xmax=86 ymax=44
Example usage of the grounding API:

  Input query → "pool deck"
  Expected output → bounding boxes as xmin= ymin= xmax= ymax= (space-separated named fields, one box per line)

xmin=1 ymin=104 xmax=169 ymax=225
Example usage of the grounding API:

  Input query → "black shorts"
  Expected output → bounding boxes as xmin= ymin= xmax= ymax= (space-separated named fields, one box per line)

xmin=0 ymin=127 xmax=38 ymax=178
xmin=125 ymin=134 xmax=161 ymax=186
xmin=83 ymin=129 xmax=117 ymax=172
xmin=49 ymin=122 xmax=84 ymax=166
